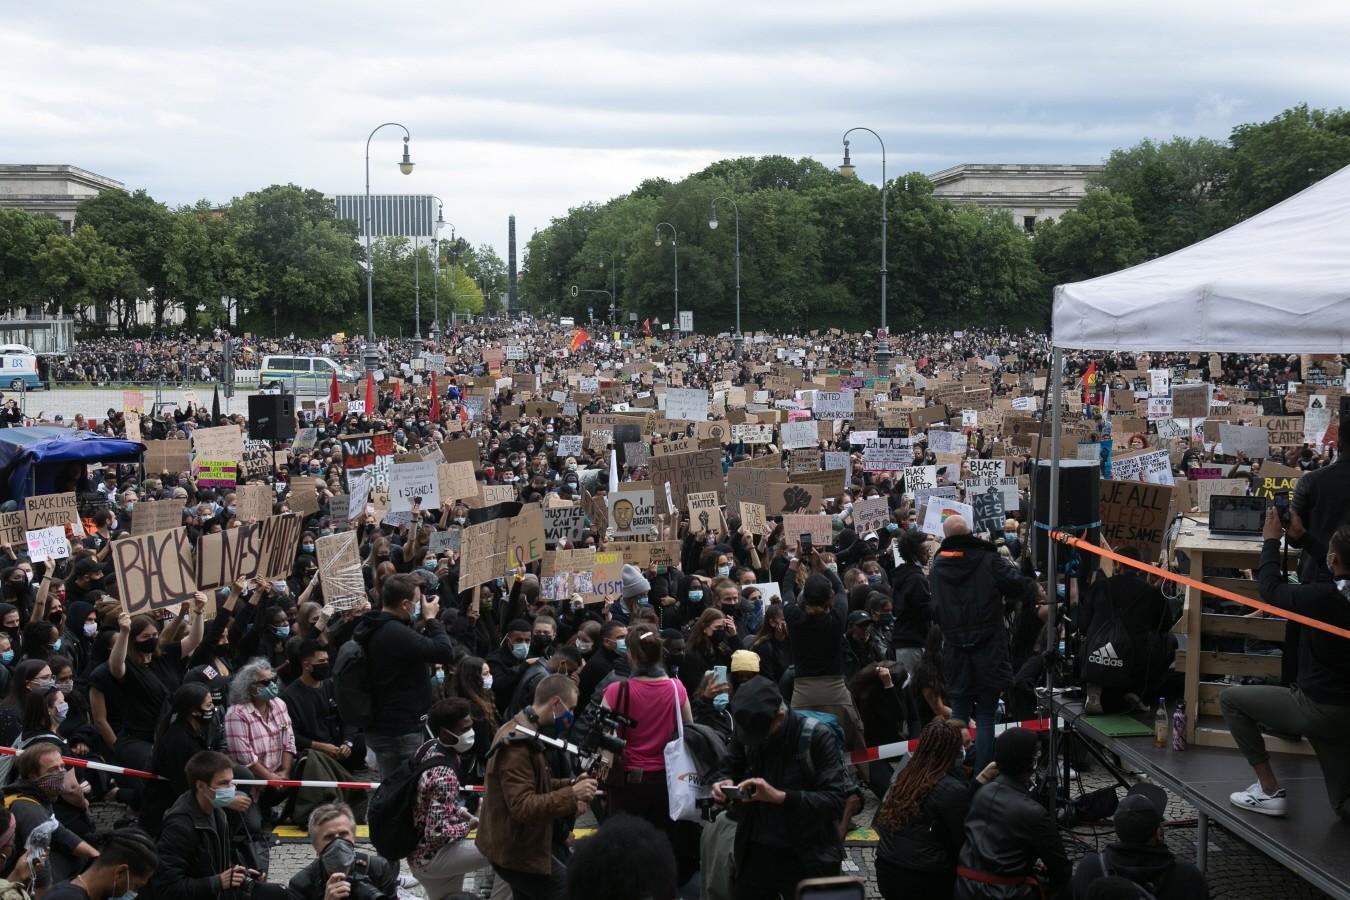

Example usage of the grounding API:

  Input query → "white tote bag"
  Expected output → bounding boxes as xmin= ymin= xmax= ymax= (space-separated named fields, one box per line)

xmin=663 ymin=679 xmax=709 ymax=822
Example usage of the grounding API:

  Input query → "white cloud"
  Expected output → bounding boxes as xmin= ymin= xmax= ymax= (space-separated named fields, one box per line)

xmin=3 ymin=0 xmax=1349 ymax=254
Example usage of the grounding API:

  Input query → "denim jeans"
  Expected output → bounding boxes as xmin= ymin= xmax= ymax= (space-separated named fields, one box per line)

xmin=367 ymin=731 xmax=426 ymax=781
xmin=952 ymin=690 xmax=999 ymax=772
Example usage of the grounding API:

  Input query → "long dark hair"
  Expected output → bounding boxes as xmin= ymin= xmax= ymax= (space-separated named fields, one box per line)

xmin=875 ymin=719 xmax=964 ymax=831
xmin=4 ymin=659 xmax=49 ymax=709
xmin=452 ymin=656 xmax=497 ymax=725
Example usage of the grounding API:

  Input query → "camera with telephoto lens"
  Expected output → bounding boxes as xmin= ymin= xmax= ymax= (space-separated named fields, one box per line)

xmin=581 ymin=706 xmax=634 ymax=757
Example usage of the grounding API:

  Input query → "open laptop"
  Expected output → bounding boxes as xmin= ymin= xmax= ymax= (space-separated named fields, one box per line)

xmin=1209 ymin=495 xmax=1267 ymax=541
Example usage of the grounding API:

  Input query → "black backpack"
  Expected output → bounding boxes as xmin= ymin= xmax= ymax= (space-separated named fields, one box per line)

xmin=1080 ymin=573 xmax=1134 ymax=689
xmin=367 ymin=740 xmax=451 ymax=861
xmin=333 ymin=620 xmax=387 ymax=728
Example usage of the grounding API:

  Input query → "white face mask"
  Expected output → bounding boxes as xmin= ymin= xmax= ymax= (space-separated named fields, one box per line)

xmin=447 ymin=728 xmax=476 ymax=753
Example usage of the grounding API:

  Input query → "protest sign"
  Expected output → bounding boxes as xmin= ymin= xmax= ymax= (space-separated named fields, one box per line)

xmin=780 ymin=420 xmax=819 ymax=450
xmin=903 ymin=466 xmax=938 ymax=493
xmin=1146 ymin=397 xmax=1173 ymax=420
xmin=1148 ymin=369 xmax=1171 ymax=397
xmin=458 ymin=521 xmax=505 ymax=592
xmin=607 ymin=541 xmax=681 ymax=571
xmin=783 ymin=514 xmax=833 ymax=546
xmin=608 ymin=489 xmax=658 ymax=538
xmin=970 ymin=483 xmax=1006 ymax=536
xmin=812 ymin=390 xmax=855 ymax=421
xmin=191 ymin=425 xmax=243 ymax=463
xmin=25 ymin=492 xmax=80 ymax=531
xmin=1099 ymin=481 xmax=1172 ymax=561
xmin=237 ymin=484 xmax=273 ymax=523
xmin=429 ymin=529 xmax=462 ymax=553
xmin=765 ymin=481 xmax=823 ymax=516
xmin=863 ymin=446 xmax=909 ymax=471
xmin=346 ymin=473 xmax=371 ymax=523
xmin=483 ymin=484 xmax=518 ymax=506
xmin=649 ymin=448 xmax=723 ymax=511
xmin=192 ymin=460 xmax=238 ymax=488
xmin=739 ymin=501 xmax=767 ymax=535
xmin=292 ymin=427 xmax=318 ymax=454
xmin=927 ymin=429 xmax=965 ymax=455
xmin=195 ymin=513 xmax=303 ymax=590
xmin=731 ymin=423 xmax=773 ymax=445
xmin=543 ymin=505 xmax=588 ymax=545
xmin=0 ymin=511 xmax=25 ymax=547
xmin=623 ymin=441 xmax=651 ymax=469
xmin=1218 ymin=423 xmax=1269 ymax=460
xmin=315 ymin=532 xmax=364 ymax=606
xmin=557 ymin=434 xmax=584 ymax=457
xmin=1172 ymin=384 xmax=1209 ymax=419
xmin=506 ymin=505 xmax=547 ymax=568
xmin=25 ymin=526 xmax=70 ymax=563
xmin=131 ymin=500 xmax=186 ymax=535
xmin=112 ymin=528 xmax=197 ymax=614
xmin=1253 ymin=471 xmax=1299 ymax=501
xmin=852 ymin=496 xmax=890 ymax=534
xmin=1195 ymin=478 xmax=1248 ymax=509
xmin=687 ymin=490 xmax=723 ymax=534
xmin=966 ymin=458 xmax=1005 ymax=480
xmin=437 ymin=461 xmax=478 ymax=502
xmin=143 ymin=440 xmax=189 ymax=476
xmin=1111 ymin=449 xmax=1174 ymax=485
xmin=920 ymin=498 xmax=974 ymax=537
xmin=1262 ymin=416 xmax=1305 ymax=449
xmin=389 ymin=460 xmax=441 ymax=513
xmin=665 ymin=388 xmax=710 ymax=421
xmin=287 ymin=482 xmax=321 ymax=517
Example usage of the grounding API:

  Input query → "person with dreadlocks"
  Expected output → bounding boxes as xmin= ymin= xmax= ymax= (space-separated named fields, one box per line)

xmin=874 ymin=720 xmax=996 ymax=899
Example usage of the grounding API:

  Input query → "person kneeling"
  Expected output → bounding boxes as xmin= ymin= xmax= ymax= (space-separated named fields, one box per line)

xmin=287 ymin=803 xmax=399 ymax=900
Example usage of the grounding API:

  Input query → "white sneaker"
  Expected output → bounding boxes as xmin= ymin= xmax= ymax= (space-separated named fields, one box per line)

xmin=1230 ymin=783 xmax=1287 ymax=816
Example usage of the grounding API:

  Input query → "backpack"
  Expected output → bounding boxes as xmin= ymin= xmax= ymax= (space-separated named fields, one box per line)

xmin=1080 ymin=574 xmax=1134 ymax=690
xmin=793 ymin=710 xmax=846 ymax=779
xmin=1100 ymin=853 xmax=1170 ymax=899
xmin=333 ymin=621 xmax=387 ymax=728
xmin=367 ymin=741 xmax=451 ymax=861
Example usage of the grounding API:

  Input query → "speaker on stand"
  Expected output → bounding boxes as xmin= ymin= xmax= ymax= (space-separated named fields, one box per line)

xmin=1032 ymin=458 xmax=1100 ymax=578
xmin=248 ymin=393 xmax=296 ymax=442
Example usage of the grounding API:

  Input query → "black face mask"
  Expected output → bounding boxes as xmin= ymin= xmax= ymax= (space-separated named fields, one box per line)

xmin=310 ymin=663 xmax=331 ymax=680
xmin=135 ymin=636 xmax=159 ymax=654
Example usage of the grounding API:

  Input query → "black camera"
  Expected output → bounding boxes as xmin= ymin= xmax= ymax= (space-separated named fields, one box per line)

xmin=580 ymin=706 xmax=634 ymax=756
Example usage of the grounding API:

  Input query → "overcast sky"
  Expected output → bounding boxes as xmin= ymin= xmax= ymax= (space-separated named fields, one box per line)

xmin=5 ymin=1 xmax=1349 ymax=255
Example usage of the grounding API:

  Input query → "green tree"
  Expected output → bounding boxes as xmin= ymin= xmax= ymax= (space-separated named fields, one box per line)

xmin=1094 ymin=136 xmax=1231 ymax=256
xmin=0 ymin=209 xmax=64 ymax=313
xmin=75 ymin=188 xmax=176 ymax=330
xmin=1224 ymin=104 xmax=1350 ymax=220
xmin=33 ymin=225 xmax=136 ymax=316
xmin=1032 ymin=189 xmax=1146 ymax=287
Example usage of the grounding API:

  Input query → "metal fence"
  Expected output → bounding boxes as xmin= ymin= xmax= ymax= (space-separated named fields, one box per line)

xmin=9 ymin=374 xmax=335 ymax=422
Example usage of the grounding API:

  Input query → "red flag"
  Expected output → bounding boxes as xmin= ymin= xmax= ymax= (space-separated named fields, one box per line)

xmin=364 ymin=371 xmax=375 ymax=412
xmin=429 ymin=373 xmax=440 ymax=421
xmin=570 ymin=329 xmax=590 ymax=352
xmin=394 ymin=380 xmax=402 ymax=401
xmin=328 ymin=368 xmax=340 ymax=406
xmin=1082 ymin=361 xmax=1097 ymax=404
xmin=643 ymin=318 xmax=651 ymax=337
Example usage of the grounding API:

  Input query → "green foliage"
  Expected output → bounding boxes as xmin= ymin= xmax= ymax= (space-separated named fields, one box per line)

xmin=0 ymin=208 xmax=65 ymax=311
xmin=1224 ymin=104 xmax=1350 ymax=220
xmin=1093 ymin=136 xmax=1230 ymax=257
xmin=1032 ymin=189 xmax=1147 ymax=287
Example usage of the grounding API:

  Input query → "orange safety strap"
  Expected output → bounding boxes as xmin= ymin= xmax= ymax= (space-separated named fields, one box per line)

xmin=1048 ymin=530 xmax=1350 ymax=641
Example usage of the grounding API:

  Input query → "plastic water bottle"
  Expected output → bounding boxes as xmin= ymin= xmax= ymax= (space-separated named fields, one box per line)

xmin=1154 ymin=698 xmax=1168 ymax=748
xmin=1172 ymin=700 xmax=1187 ymax=751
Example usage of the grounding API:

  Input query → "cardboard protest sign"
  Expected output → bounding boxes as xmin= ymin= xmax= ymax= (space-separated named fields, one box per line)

xmin=766 ymin=481 xmax=823 ymax=516
xmin=1171 ymin=384 xmax=1209 ymax=419
xmin=739 ymin=501 xmax=767 ymax=535
xmin=130 ymin=500 xmax=185 ymax=535
xmin=1195 ymin=478 xmax=1248 ymax=509
xmin=237 ymin=484 xmax=273 ymax=523
xmin=195 ymin=513 xmax=303 ymax=590
xmin=783 ymin=514 xmax=833 ymax=546
xmin=25 ymin=493 xmax=80 ymax=531
xmin=288 ymin=483 xmax=321 ymax=516
xmin=506 ymin=505 xmax=547 ymax=568
xmin=665 ymin=388 xmax=710 ymax=421
xmin=607 ymin=541 xmax=681 ymax=571
xmin=458 ymin=520 xmax=505 ymax=592
xmin=1099 ymin=481 xmax=1172 ymax=561
xmin=482 ymin=484 xmax=517 ymax=506
xmin=440 ymin=439 xmax=481 ymax=468
xmin=543 ymin=505 xmax=588 ymax=545
xmin=0 ymin=511 xmax=25 ymax=547
xmin=1218 ymin=423 xmax=1269 ymax=460
xmin=143 ymin=439 xmax=192 ymax=475
xmin=788 ymin=448 xmax=821 ymax=474
xmin=191 ymin=425 xmax=244 ymax=463
xmin=687 ymin=490 xmax=723 ymax=534
xmin=649 ymin=448 xmax=723 ymax=512
xmin=389 ymin=460 xmax=441 ymax=513
xmin=437 ymin=461 xmax=478 ymax=502
xmin=112 ymin=528 xmax=197 ymax=614
xmin=920 ymin=497 xmax=975 ymax=537
xmin=608 ymin=489 xmax=658 ymax=538
xmin=852 ymin=496 xmax=891 ymax=534
xmin=315 ymin=532 xmax=364 ymax=606
xmin=429 ymin=529 xmax=462 ymax=553
xmin=26 ymin=526 xmax=70 ymax=563
xmin=1262 ymin=416 xmax=1305 ymax=449
xmin=1253 ymin=471 xmax=1299 ymax=501
xmin=780 ymin=421 xmax=819 ymax=450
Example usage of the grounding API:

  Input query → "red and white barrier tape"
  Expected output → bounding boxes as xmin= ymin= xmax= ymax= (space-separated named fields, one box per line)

xmin=0 ymin=745 xmax=165 ymax=781
xmin=848 ymin=717 xmax=1055 ymax=765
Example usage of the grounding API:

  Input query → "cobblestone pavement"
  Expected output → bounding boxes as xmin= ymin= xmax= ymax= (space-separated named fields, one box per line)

xmin=94 ymin=767 xmax=1331 ymax=899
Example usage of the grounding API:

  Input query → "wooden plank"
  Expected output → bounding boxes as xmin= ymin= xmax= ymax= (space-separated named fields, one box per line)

xmin=1191 ymin=720 xmax=1313 ymax=756
xmin=1175 ymin=649 xmax=1282 ymax=678
xmin=1201 ymin=612 xmax=1286 ymax=642
xmin=1204 ymin=576 xmax=1261 ymax=601
xmin=1183 ymin=549 xmax=1205 ymax=744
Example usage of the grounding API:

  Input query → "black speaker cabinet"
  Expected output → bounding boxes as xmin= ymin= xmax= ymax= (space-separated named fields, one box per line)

xmin=247 ymin=393 xmax=296 ymax=442
xmin=1032 ymin=458 xmax=1100 ymax=575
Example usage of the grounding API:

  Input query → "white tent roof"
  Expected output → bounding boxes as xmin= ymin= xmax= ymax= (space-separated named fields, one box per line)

xmin=1052 ymin=164 xmax=1350 ymax=352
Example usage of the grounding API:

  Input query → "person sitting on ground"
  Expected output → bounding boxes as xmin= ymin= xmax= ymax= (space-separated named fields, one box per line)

xmin=1070 ymin=783 xmax=1207 ymax=900
xmin=42 ymin=829 xmax=159 ymax=900
xmin=4 ymin=742 xmax=98 ymax=883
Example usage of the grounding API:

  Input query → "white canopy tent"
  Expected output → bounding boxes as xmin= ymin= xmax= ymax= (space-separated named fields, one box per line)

xmin=1041 ymin=164 xmax=1350 ymax=815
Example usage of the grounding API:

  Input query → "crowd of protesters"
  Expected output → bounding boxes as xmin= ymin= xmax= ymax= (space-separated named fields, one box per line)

xmin=0 ymin=319 xmax=1334 ymax=899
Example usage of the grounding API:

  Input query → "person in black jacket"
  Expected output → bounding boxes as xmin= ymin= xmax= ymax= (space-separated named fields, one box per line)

xmin=875 ymin=720 xmax=994 ymax=899
xmin=150 ymin=750 xmax=284 ymax=900
xmin=930 ymin=516 xmax=1039 ymax=771
xmin=351 ymin=573 xmax=456 ymax=780
xmin=889 ymin=528 xmax=934 ymax=679
xmin=281 ymin=641 xmax=364 ymax=768
xmin=143 ymin=683 xmax=251 ymax=833
xmin=286 ymin=802 xmax=399 ymax=900
xmin=1071 ymin=783 xmax=1207 ymax=900
xmin=955 ymin=727 xmax=1070 ymax=900
xmin=710 ymin=677 xmax=851 ymax=900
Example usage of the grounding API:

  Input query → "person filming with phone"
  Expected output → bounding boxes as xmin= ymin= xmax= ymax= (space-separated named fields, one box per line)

xmin=709 ymin=676 xmax=852 ymax=900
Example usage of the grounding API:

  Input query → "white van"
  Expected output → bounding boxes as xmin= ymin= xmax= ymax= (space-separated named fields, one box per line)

xmin=259 ymin=355 xmax=354 ymax=389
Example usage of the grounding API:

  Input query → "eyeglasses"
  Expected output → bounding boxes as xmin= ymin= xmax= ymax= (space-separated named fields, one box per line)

xmin=256 ymin=677 xmax=276 ymax=687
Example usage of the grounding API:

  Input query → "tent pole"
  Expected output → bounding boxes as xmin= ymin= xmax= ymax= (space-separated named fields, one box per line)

xmin=1045 ymin=344 xmax=1064 ymax=822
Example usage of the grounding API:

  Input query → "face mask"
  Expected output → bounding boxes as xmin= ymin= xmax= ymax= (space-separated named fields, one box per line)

xmin=481 ymin=674 xmax=494 ymax=691
xmin=112 ymin=868 xmax=137 ymax=900
xmin=510 ymin=642 xmax=529 ymax=660
xmin=432 ymin=669 xmax=445 ymax=685
xmin=867 ymin=573 xmax=883 ymax=585
xmin=531 ymin=635 xmax=553 ymax=652
xmin=302 ymin=543 xmax=315 ymax=553
xmin=614 ymin=638 xmax=627 ymax=656
xmin=136 ymin=636 xmax=158 ymax=654
xmin=310 ymin=663 xmax=331 ymax=680
xmin=886 ymin=522 xmax=899 ymax=533
xmin=411 ymin=601 xmax=422 ymax=620
xmin=0 ymin=651 xmax=12 ymax=665
xmin=423 ymin=559 xmax=437 ymax=570
xmin=51 ymin=638 xmax=62 ymax=653
xmin=255 ymin=682 xmax=280 ymax=701
xmin=688 ymin=590 xmax=704 ymax=602
xmin=212 ymin=786 xmax=237 ymax=808
xmin=273 ymin=625 xmax=290 ymax=638
xmin=880 ymin=613 xmax=895 ymax=628
xmin=553 ymin=706 xmax=575 ymax=734
xmin=321 ymin=836 xmax=356 ymax=873
xmin=35 ymin=771 xmax=65 ymax=797
xmin=446 ymin=728 xmax=475 ymax=753
xmin=712 ymin=692 xmax=730 ymax=710
xmin=825 ymin=563 xmax=838 ymax=574
xmin=453 ymin=517 xmax=467 ymax=526
xmin=36 ymin=677 xmax=55 ymax=689
xmin=575 ymin=640 xmax=592 ymax=654
xmin=53 ymin=702 xmax=68 ymax=723
xmin=83 ymin=621 xmax=97 ymax=637
xmin=717 ymin=565 xmax=731 ymax=577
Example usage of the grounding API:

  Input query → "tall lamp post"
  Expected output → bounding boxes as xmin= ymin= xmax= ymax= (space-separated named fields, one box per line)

xmin=655 ymin=222 xmax=679 ymax=330
xmin=597 ymin=249 xmax=619 ymax=326
xmin=708 ymin=196 xmax=741 ymax=358
xmin=363 ymin=123 xmax=414 ymax=374
xmin=839 ymin=127 xmax=889 ymax=375
xmin=432 ymin=198 xmax=452 ymax=339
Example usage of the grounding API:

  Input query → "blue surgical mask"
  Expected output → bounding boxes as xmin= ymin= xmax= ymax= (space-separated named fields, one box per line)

xmin=412 ymin=601 xmax=422 ymax=620
xmin=688 ymin=589 xmax=704 ymax=602
xmin=54 ymin=701 xmax=69 ymax=722
xmin=717 ymin=565 xmax=731 ymax=577
xmin=423 ymin=559 xmax=437 ymax=570
xmin=886 ymin=522 xmax=899 ymax=533
xmin=867 ymin=573 xmax=883 ymax=585
xmin=614 ymin=638 xmax=627 ymax=656
xmin=712 ymin=692 xmax=730 ymax=710
xmin=256 ymin=682 xmax=279 ymax=701
xmin=51 ymin=638 xmax=62 ymax=653
xmin=302 ymin=543 xmax=315 ymax=553
xmin=0 ymin=650 xmax=13 ymax=664
xmin=273 ymin=625 xmax=290 ymax=638
xmin=211 ymin=786 xmax=237 ymax=808
xmin=511 ymin=642 xmax=529 ymax=660
xmin=433 ymin=669 xmax=445 ymax=684
xmin=112 ymin=868 xmax=138 ymax=900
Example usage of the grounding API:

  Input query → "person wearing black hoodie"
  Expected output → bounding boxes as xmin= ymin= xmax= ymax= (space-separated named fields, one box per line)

xmin=60 ymin=600 xmax=97 ymax=682
xmin=352 ymin=573 xmax=456 ymax=780
xmin=1071 ymin=783 xmax=1207 ymax=900
xmin=889 ymin=528 xmax=934 ymax=680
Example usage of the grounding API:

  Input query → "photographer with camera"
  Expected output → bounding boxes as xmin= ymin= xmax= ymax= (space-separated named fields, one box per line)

xmin=476 ymin=674 xmax=597 ymax=900
xmin=286 ymin=803 xmax=399 ymax=900
xmin=709 ymin=676 xmax=851 ymax=900
xmin=151 ymin=750 xmax=286 ymax=900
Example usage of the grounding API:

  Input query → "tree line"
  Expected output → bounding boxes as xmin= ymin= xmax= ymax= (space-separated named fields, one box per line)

xmin=522 ymin=103 xmax=1350 ymax=334
xmin=0 ymin=184 xmax=505 ymax=337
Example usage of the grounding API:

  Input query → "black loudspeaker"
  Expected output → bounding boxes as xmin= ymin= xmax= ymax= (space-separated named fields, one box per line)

xmin=248 ymin=393 xmax=296 ymax=442
xmin=1032 ymin=459 xmax=1100 ymax=574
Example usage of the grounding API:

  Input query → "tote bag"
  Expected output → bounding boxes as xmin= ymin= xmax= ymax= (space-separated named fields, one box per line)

xmin=664 ymin=680 xmax=709 ymax=822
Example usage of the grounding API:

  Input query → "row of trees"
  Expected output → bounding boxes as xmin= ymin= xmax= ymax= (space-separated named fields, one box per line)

xmin=522 ymin=103 xmax=1350 ymax=333
xmin=0 ymin=185 xmax=507 ymax=336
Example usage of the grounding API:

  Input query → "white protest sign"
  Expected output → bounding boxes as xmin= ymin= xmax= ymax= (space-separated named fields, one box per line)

xmin=731 ymin=424 xmax=774 ymax=445
xmin=665 ymin=388 xmax=710 ymax=421
xmin=920 ymin=497 xmax=975 ymax=537
xmin=927 ymin=429 xmax=965 ymax=455
xmin=966 ymin=458 xmax=1005 ymax=480
xmin=388 ymin=460 xmax=441 ymax=513
xmin=780 ymin=420 xmax=819 ymax=450
xmin=558 ymin=435 xmax=584 ymax=457
xmin=25 ymin=526 xmax=71 ymax=563
xmin=1112 ymin=449 xmax=1175 ymax=485
xmin=852 ymin=496 xmax=891 ymax=534
xmin=811 ymin=390 xmax=855 ymax=421
xmin=1146 ymin=397 xmax=1173 ymax=420
xmin=964 ymin=476 xmax=1020 ymax=512
xmin=1149 ymin=369 xmax=1172 ymax=397
xmin=903 ymin=465 xmax=938 ymax=493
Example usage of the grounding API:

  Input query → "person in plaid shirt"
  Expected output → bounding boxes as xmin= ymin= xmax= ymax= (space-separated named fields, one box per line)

xmin=223 ymin=658 xmax=295 ymax=820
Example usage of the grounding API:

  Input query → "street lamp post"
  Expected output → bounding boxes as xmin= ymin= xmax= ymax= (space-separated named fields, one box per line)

xmin=839 ymin=127 xmax=889 ymax=376
xmin=708 ymin=196 xmax=741 ymax=358
xmin=598 ymin=249 xmax=619 ymax=326
xmin=432 ymin=198 xmax=451 ymax=340
xmin=413 ymin=233 xmax=422 ymax=341
xmin=364 ymin=123 xmax=414 ymax=374
xmin=655 ymin=222 xmax=679 ymax=330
